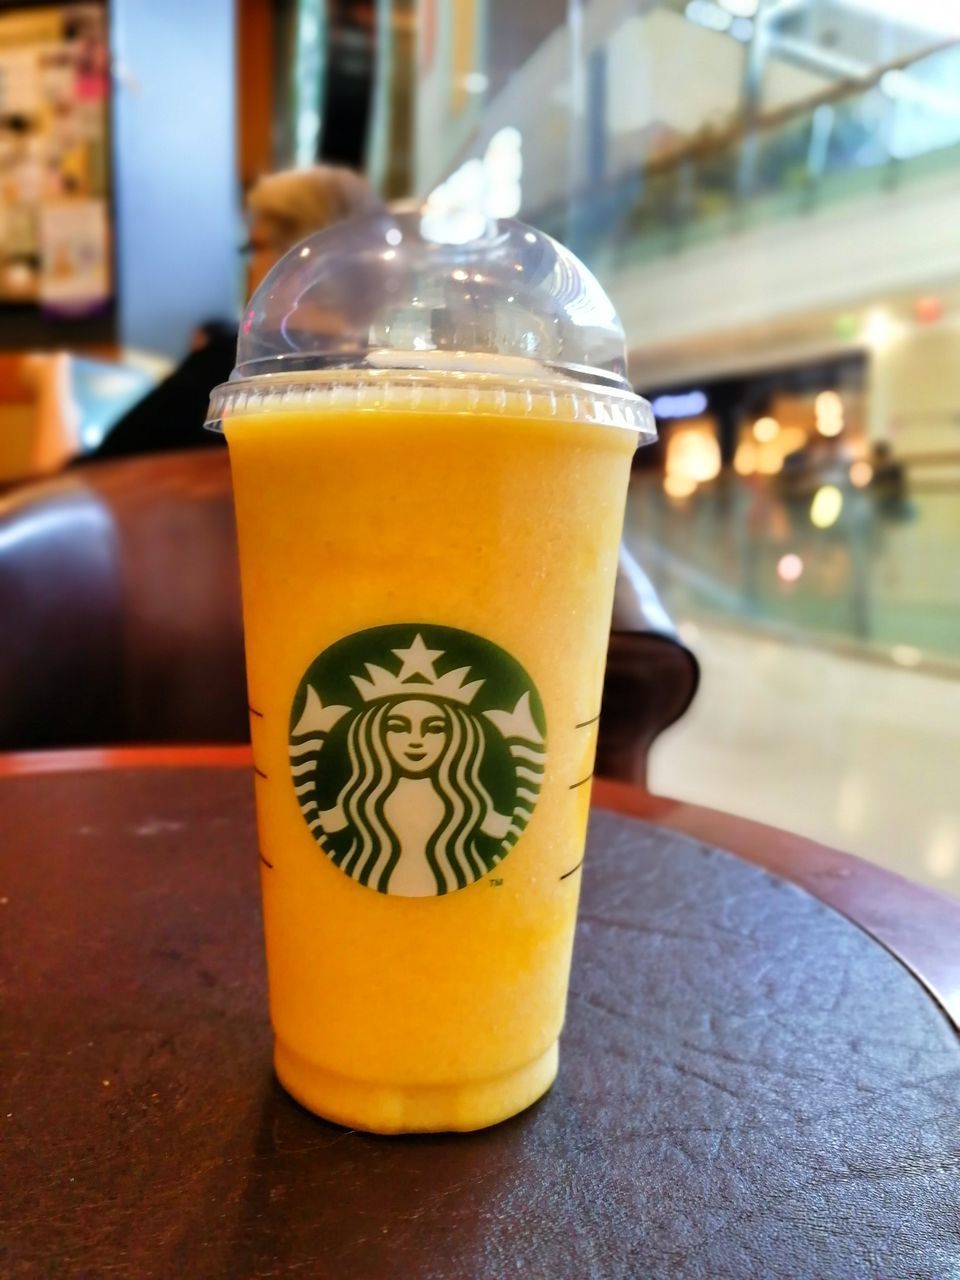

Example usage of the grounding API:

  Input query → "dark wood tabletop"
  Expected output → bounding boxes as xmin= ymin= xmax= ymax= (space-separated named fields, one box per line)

xmin=3 ymin=751 xmax=959 ymax=1279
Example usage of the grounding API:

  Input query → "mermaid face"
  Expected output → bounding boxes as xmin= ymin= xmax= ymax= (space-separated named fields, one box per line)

xmin=384 ymin=699 xmax=448 ymax=775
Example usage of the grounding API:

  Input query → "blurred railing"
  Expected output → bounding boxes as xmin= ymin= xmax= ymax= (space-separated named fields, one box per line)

xmin=537 ymin=39 xmax=960 ymax=267
xmin=624 ymin=458 xmax=960 ymax=666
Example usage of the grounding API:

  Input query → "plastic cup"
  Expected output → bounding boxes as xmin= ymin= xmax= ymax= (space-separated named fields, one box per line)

xmin=207 ymin=209 xmax=655 ymax=1133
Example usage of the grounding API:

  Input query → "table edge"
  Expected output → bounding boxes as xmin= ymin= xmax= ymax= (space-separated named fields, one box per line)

xmin=2 ymin=748 xmax=957 ymax=1032
xmin=0 ymin=745 xmax=253 ymax=775
xmin=592 ymin=777 xmax=960 ymax=1034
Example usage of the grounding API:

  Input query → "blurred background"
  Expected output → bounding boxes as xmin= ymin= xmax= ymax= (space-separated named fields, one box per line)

xmin=1 ymin=0 xmax=958 ymax=893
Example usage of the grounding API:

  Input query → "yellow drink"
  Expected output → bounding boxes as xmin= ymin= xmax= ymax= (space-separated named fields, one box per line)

xmin=224 ymin=386 xmax=636 ymax=1133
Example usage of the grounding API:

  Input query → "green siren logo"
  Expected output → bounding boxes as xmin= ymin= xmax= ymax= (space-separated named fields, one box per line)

xmin=288 ymin=624 xmax=547 ymax=897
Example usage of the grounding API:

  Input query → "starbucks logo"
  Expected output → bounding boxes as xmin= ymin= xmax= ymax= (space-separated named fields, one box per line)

xmin=289 ymin=624 xmax=547 ymax=897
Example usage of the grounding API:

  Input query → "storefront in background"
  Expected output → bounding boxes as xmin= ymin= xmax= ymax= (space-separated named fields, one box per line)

xmin=638 ymin=353 xmax=868 ymax=501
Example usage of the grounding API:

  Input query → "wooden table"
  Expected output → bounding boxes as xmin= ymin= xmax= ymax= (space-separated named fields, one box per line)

xmin=3 ymin=749 xmax=959 ymax=1279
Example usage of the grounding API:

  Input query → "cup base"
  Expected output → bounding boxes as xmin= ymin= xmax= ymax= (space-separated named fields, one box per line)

xmin=273 ymin=1039 xmax=559 ymax=1135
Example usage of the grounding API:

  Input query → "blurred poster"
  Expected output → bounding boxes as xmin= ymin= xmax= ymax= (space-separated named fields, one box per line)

xmin=38 ymin=197 xmax=109 ymax=313
xmin=0 ymin=47 xmax=42 ymax=114
xmin=0 ymin=4 xmax=110 ymax=307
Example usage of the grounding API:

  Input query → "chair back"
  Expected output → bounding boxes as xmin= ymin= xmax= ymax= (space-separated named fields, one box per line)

xmin=0 ymin=452 xmax=698 ymax=783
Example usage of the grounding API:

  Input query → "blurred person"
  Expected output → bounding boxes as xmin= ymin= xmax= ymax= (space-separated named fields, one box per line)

xmin=864 ymin=441 xmax=914 ymax=593
xmin=779 ymin=431 xmax=852 ymax=502
xmin=870 ymin=440 xmax=912 ymax=522
xmin=244 ymin=165 xmax=378 ymax=295
xmin=82 ymin=165 xmax=378 ymax=462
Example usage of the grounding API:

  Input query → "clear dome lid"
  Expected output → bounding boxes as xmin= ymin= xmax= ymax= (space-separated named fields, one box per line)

xmin=206 ymin=207 xmax=654 ymax=436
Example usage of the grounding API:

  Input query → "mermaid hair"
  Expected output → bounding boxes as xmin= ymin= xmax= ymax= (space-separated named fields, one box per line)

xmin=330 ymin=699 xmax=497 ymax=894
xmin=426 ymin=704 xmax=498 ymax=892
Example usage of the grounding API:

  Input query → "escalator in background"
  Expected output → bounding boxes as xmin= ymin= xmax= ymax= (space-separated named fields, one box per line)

xmin=267 ymin=0 xmax=413 ymax=198
xmin=319 ymin=0 xmax=377 ymax=168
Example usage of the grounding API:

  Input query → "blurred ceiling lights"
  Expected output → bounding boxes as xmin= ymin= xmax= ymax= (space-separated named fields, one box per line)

xmin=736 ymin=437 xmax=786 ymax=476
xmin=777 ymin=554 xmax=804 ymax=584
xmin=734 ymin=439 xmax=756 ymax=476
xmin=815 ymin=391 xmax=844 ymax=437
xmin=833 ymin=303 xmax=928 ymax=349
xmin=736 ymin=422 xmax=813 ymax=478
xmin=810 ymin=484 xmax=844 ymax=529
xmin=652 ymin=390 xmax=708 ymax=419
xmin=664 ymin=426 xmax=722 ymax=498
xmin=755 ymin=443 xmax=784 ymax=475
xmin=913 ymin=295 xmax=944 ymax=324
xmin=862 ymin=307 xmax=902 ymax=350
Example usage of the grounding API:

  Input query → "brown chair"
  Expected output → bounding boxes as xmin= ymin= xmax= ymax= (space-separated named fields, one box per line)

xmin=595 ymin=545 xmax=700 ymax=782
xmin=0 ymin=451 xmax=697 ymax=781
xmin=0 ymin=451 xmax=246 ymax=749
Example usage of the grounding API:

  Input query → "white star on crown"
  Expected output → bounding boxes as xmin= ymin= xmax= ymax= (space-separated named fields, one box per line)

xmin=351 ymin=633 xmax=484 ymax=705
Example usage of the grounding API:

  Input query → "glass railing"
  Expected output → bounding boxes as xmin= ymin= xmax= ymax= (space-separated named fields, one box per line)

xmin=623 ymin=461 xmax=960 ymax=666
xmin=535 ymin=40 xmax=960 ymax=269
